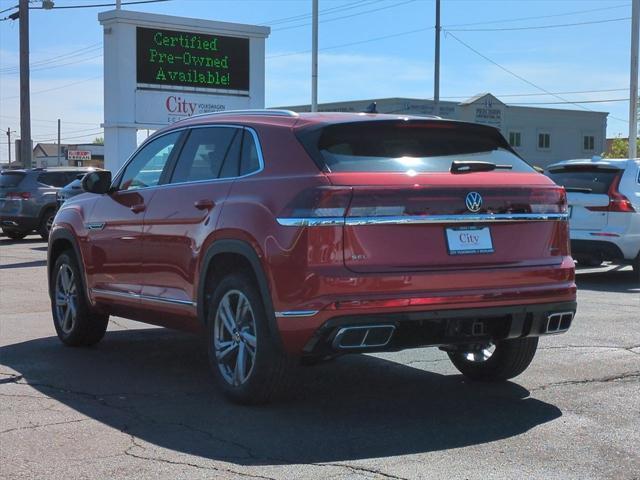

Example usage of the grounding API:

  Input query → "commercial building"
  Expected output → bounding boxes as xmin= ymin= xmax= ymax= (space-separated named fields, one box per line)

xmin=280 ymin=93 xmax=608 ymax=168
xmin=32 ymin=143 xmax=104 ymax=169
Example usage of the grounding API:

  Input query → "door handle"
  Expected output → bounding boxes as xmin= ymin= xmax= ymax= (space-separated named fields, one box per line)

xmin=194 ymin=199 xmax=215 ymax=210
xmin=130 ymin=204 xmax=146 ymax=214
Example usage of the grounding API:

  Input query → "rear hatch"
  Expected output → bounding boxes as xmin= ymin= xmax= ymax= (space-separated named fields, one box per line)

xmin=0 ymin=171 xmax=27 ymax=215
xmin=296 ymin=119 xmax=568 ymax=273
xmin=547 ymin=163 xmax=623 ymax=231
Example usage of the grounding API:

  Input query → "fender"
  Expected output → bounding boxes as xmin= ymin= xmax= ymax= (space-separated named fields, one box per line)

xmin=47 ymin=228 xmax=90 ymax=303
xmin=197 ymin=239 xmax=282 ymax=347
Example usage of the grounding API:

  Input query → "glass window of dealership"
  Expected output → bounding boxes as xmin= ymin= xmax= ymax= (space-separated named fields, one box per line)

xmin=280 ymin=93 xmax=608 ymax=169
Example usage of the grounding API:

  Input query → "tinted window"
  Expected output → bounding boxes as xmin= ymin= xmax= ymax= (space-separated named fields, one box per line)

xmin=300 ymin=121 xmax=533 ymax=173
xmin=240 ymin=130 xmax=261 ymax=176
xmin=0 ymin=172 xmax=25 ymax=187
xmin=548 ymin=167 xmax=619 ymax=194
xmin=119 ymin=132 xmax=180 ymax=190
xmin=171 ymin=127 xmax=240 ymax=183
xmin=37 ymin=172 xmax=71 ymax=187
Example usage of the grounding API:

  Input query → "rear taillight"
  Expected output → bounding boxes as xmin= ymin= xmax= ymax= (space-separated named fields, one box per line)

xmin=6 ymin=191 xmax=31 ymax=200
xmin=586 ymin=174 xmax=635 ymax=213
xmin=529 ymin=187 xmax=567 ymax=214
xmin=280 ymin=187 xmax=352 ymax=219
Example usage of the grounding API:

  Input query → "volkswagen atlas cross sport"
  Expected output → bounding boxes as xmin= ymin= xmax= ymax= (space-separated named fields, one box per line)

xmin=47 ymin=110 xmax=576 ymax=404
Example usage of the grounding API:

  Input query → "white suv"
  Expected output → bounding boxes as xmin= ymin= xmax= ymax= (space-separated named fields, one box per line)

xmin=547 ymin=158 xmax=640 ymax=279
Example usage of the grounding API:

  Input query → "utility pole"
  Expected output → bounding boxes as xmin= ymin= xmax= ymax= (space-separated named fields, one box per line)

xmin=6 ymin=128 xmax=12 ymax=166
xmin=433 ymin=0 xmax=441 ymax=115
xmin=57 ymin=119 xmax=61 ymax=166
xmin=311 ymin=0 xmax=318 ymax=112
xmin=629 ymin=0 xmax=639 ymax=159
xmin=19 ymin=0 xmax=32 ymax=169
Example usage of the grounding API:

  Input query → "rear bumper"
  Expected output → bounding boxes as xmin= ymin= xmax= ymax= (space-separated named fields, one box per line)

xmin=0 ymin=215 xmax=39 ymax=232
xmin=570 ymin=228 xmax=640 ymax=261
xmin=274 ymin=256 xmax=576 ymax=354
xmin=301 ymin=300 xmax=577 ymax=356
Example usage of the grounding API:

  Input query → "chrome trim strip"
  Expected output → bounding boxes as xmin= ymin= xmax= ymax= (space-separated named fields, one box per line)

xmin=91 ymin=288 xmax=196 ymax=307
xmin=85 ymin=222 xmax=105 ymax=231
xmin=277 ymin=213 xmax=568 ymax=227
xmin=275 ymin=310 xmax=319 ymax=318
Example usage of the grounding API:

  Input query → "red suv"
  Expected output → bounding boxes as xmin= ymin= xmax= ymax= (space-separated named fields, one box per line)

xmin=47 ymin=110 xmax=576 ymax=403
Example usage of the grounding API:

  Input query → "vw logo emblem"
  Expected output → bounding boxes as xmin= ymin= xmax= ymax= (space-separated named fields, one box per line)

xmin=465 ymin=192 xmax=483 ymax=213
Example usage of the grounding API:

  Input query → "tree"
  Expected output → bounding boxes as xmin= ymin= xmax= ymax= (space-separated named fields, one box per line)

xmin=92 ymin=136 xmax=104 ymax=145
xmin=603 ymin=137 xmax=639 ymax=158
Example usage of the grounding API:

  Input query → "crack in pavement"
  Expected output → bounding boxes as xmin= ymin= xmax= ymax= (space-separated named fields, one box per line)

xmin=0 ymin=418 xmax=88 ymax=435
xmin=533 ymin=371 xmax=640 ymax=391
xmin=123 ymin=433 xmax=278 ymax=480
xmin=317 ymin=463 xmax=410 ymax=480
xmin=539 ymin=344 xmax=640 ymax=355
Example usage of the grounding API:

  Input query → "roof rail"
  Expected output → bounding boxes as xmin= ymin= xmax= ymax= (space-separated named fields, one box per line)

xmin=181 ymin=109 xmax=299 ymax=121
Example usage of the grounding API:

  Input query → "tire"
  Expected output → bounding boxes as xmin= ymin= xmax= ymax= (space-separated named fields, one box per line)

xmin=206 ymin=272 xmax=293 ymax=404
xmin=51 ymin=250 xmax=109 ymax=347
xmin=447 ymin=337 xmax=539 ymax=382
xmin=39 ymin=209 xmax=55 ymax=240
xmin=575 ymin=257 xmax=602 ymax=268
xmin=632 ymin=254 xmax=640 ymax=282
xmin=2 ymin=229 xmax=28 ymax=240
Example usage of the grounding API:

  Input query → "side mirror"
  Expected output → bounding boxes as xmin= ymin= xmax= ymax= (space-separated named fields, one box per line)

xmin=82 ymin=170 xmax=112 ymax=194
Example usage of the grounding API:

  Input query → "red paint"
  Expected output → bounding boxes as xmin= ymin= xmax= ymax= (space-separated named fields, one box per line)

xmin=51 ymin=113 xmax=576 ymax=354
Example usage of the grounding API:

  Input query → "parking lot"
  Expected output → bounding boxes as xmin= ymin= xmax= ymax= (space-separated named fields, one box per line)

xmin=0 ymin=236 xmax=638 ymax=480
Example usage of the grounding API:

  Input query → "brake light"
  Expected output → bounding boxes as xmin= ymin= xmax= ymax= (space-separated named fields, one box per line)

xmin=280 ymin=187 xmax=352 ymax=219
xmin=586 ymin=174 xmax=635 ymax=213
xmin=6 ymin=191 xmax=31 ymax=200
xmin=529 ymin=187 xmax=567 ymax=214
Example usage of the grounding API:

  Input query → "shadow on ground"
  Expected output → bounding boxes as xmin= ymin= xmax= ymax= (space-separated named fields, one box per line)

xmin=576 ymin=264 xmax=639 ymax=293
xmin=0 ymin=328 xmax=561 ymax=464
xmin=0 ymin=259 xmax=47 ymax=269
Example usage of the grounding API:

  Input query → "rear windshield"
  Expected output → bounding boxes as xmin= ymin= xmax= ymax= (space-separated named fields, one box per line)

xmin=0 ymin=172 xmax=25 ymax=187
xmin=299 ymin=121 xmax=533 ymax=173
xmin=548 ymin=167 xmax=619 ymax=194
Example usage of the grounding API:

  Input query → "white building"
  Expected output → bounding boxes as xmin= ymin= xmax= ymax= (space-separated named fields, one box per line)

xmin=280 ymin=93 xmax=608 ymax=169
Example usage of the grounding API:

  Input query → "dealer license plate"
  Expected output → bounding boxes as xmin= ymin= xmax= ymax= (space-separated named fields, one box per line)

xmin=446 ymin=226 xmax=494 ymax=255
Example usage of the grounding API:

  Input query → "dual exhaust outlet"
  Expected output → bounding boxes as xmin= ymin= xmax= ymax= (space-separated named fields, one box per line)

xmin=332 ymin=324 xmax=395 ymax=350
xmin=543 ymin=311 xmax=574 ymax=334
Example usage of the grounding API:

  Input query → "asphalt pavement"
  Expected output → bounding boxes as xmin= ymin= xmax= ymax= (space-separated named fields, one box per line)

xmin=1 ymin=235 xmax=639 ymax=480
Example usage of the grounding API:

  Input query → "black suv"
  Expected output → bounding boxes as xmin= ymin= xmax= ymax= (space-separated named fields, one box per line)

xmin=0 ymin=167 xmax=96 ymax=240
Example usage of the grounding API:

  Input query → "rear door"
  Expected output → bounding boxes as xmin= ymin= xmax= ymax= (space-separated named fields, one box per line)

xmin=547 ymin=164 xmax=620 ymax=231
xmin=139 ymin=125 xmax=245 ymax=309
xmin=297 ymin=120 xmax=568 ymax=273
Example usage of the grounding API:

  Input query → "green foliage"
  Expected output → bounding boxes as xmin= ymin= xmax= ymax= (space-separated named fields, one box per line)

xmin=603 ymin=137 xmax=639 ymax=158
xmin=92 ymin=137 xmax=104 ymax=145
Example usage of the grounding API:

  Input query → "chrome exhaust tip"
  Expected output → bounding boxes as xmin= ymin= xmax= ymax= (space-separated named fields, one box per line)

xmin=332 ymin=325 xmax=395 ymax=349
xmin=543 ymin=312 xmax=574 ymax=334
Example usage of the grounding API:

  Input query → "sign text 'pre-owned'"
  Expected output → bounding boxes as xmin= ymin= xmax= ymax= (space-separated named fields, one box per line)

xmin=136 ymin=27 xmax=250 ymax=91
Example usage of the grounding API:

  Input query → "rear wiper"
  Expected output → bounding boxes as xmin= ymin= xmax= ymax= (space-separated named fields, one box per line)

xmin=450 ymin=161 xmax=513 ymax=174
xmin=565 ymin=187 xmax=593 ymax=193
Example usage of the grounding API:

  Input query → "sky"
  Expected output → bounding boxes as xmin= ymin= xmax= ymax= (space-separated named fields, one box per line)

xmin=0 ymin=0 xmax=636 ymax=161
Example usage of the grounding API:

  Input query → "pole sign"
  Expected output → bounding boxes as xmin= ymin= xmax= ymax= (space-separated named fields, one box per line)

xmin=136 ymin=27 xmax=250 ymax=91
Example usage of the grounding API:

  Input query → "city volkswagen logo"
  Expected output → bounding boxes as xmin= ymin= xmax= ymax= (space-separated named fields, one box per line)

xmin=465 ymin=192 xmax=483 ymax=213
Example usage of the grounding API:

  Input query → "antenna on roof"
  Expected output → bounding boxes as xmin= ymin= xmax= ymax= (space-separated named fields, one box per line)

xmin=363 ymin=102 xmax=378 ymax=114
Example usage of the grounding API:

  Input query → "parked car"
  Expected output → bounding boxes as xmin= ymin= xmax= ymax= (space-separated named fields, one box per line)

xmin=1 ymin=167 xmax=97 ymax=240
xmin=48 ymin=110 xmax=576 ymax=404
xmin=56 ymin=173 xmax=89 ymax=209
xmin=547 ymin=158 xmax=640 ymax=279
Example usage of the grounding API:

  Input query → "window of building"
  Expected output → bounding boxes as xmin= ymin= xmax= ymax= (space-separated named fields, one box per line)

xmin=508 ymin=131 xmax=522 ymax=148
xmin=583 ymin=135 xmax=595 ymax=151
xmin=537 ymin=132 xmax=551 ymax=150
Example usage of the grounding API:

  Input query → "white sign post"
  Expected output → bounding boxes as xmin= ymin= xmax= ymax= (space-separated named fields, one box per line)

xmin=98 ymin=10 xmax=269 ymax=172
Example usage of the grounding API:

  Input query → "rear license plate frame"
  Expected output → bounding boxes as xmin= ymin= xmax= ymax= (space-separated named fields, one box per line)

xmin=445 ymin=226 xmax=494 ymax=255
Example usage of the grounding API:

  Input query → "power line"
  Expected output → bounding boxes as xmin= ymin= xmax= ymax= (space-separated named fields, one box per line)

xmin=443 ymin=30 xmax=629 ymax=123
xmin=447 ymin=17 xmax=631 ymax=32
xmin=273 ymin=0 xmax=417 ymax=32
xmin=442 ymin=3 xmax=631 ymax=28
xmin=1 ymin=75 xmax=101 ymax=101
xmin=261 ymin=0 xmax=382 ymax=26
xmin=0 ymin=44 xmax=102 ymax=74
xmin=443 ymin=88 xmax=628 ymax=99
xmin=513 ymin=98 xmax=630 ymax=105
xmin=29 ymin=0 xmax=169 ymax=9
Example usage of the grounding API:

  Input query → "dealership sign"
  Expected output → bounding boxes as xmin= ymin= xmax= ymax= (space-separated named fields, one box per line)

xmin=67 ymin=150 xmax=92 ymax=161
xmin=99 ymin=10 xmax=269 ymax=171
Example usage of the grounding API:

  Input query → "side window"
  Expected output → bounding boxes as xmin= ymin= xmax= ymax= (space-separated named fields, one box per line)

xmin=170 ymin=127 xmax=240 ymax=183
xmin=240 ymin=130 xmax=261 ymax=176
xmin=37 ymin=172 xmax=70 ymax=187
xmin=119 ymin=132 xmax=180 ymax=191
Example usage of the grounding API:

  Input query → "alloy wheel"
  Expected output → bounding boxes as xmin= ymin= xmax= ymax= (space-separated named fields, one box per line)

xmin=55 ymin=264 xmax=78 ymax=334
xmin=463 ymin=343 xmax=496 ymax=363
xmin=213 ymin=290 xmax=258 ymax=386
xmin=45 ymin=214 xmax=54 ymax=233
